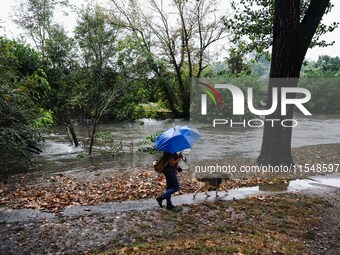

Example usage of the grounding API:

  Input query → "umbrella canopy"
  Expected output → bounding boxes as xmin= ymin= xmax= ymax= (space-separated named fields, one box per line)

xmin=154 ymin=125 xmax=201 ymax=153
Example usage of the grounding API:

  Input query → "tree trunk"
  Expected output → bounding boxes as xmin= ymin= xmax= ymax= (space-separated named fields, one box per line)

xmin=170 ymin=52 xmax=190 ymax=118
xmin=67 ymin=124 xmax=79 ymax=148
xmin=153 ymin=66 xmax=180 ymax=116
xmin=257 ymin=0 xmax=300 ymax=166
xmin=257 ymin=0 xmax=329 ymax=166
xmin=61 ymin=111 xmax=79 ymax=148
xmin=161 ymin=81 xmax=180 ymax=116
xmin=89 ymin=122 xmax=97 ymax=156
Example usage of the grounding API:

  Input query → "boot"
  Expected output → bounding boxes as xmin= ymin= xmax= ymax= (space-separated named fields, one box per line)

xmin=166 ymin=202 xmax=175 ymax=210
xmin=156 ymin=196 xmax=164 ymax=208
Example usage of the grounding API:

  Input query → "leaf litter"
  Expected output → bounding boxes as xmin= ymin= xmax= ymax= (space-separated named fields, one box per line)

xmin=0 ymin=143 xmax=339 ymax=254
xmin=1 ymin=142 xmax=339 ymax=213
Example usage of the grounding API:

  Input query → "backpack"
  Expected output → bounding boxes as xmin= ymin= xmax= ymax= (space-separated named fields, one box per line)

xmin=153 ymin=155 xmax=168 ymax=173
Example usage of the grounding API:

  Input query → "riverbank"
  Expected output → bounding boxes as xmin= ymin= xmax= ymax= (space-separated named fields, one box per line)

xmin=0 ymin=143 xmax=339 ymax=212
xmin=0 ymin=143 xmax=339 ymax=254
xmin=0 ymin=188 xmax=339 ymax=254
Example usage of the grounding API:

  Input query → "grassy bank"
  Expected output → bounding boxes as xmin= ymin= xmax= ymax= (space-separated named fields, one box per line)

xmin=99 ymin=194 xmax=330 ymax=255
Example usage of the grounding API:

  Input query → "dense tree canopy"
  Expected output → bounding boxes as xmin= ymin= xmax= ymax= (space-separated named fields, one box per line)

xmin=0 ymin=37 xmax=52 ymax=159
xmin=225 ymin=0 xmax=339 ymax=60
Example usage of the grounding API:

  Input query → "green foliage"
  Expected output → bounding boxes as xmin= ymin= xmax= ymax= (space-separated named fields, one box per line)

xmin=74 ymin=4 xmax=123 ymax=120
xmin=140 ymin=103 xmax=172 ymax=119
xmin=13 ymin=0 xmax=70 ymax=57
xmin=299 ymin=78 xmax=340 ymax=114
xmin=1 ymin=0 xmax=338 ymax=168
xmin=76 ymin=151 xmax=89 ymax=158
xmin=225 ymin=0 xmax=339 ymax=60
xmin=137 ymin=131 xmax=162 ymax=154
xmin=204 ymin=53 xmax=269 ymax=79
xmin=190 ymin=77 xmax=267 ymax=122
xmin=0 ymin=37 xmax=52 ymax=159
xmin=113 ymin=103 xmax=145 ymax=121
xmin=32 ymin=108 xmax=54 ymax=129
xmin=44 ymin=24 xmax=76 ymax=69
xmin=302 ymin=56 xmax=340 ymax=77
xmin=299 ymin=56 xmax=340 ymax=114
xmin=112 ymin=36 xmax=176 ymax=120
xmin=225 ymin=48 xmax=251 ymax=76
xmin=93 ymin=131 xmax=123 ymax=155
xmin=248 ymin=56 xmax=270 ymax=78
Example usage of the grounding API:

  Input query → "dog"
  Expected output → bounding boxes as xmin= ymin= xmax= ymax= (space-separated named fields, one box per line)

xmin=192 ymin=177 xmax=229 ymax=198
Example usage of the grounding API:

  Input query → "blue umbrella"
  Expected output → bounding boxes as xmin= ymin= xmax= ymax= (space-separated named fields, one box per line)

xmin=154 ymin=125 xmax=201 ymax=153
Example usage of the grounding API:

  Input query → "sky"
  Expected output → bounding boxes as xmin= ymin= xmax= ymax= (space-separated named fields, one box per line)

xmin=0 ymin=0 xmax=339 ymax=61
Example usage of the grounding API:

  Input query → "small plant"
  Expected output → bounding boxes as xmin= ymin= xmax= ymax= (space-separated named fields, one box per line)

xmin=137 ymin=131 xmax=162 ymax=154
xmin=94 ymin=131 xmax=124 ymax=155
xmin=76 ymin=152 xmax=88 ymax=158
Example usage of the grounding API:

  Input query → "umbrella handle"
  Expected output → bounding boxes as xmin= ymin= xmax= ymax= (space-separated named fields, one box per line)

xmin=179 ymin=151 xmax=187 ymax=162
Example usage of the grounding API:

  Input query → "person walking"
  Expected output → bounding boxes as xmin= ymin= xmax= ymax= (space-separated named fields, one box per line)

xmin=156 ymin=152 xmax=183 ymax=210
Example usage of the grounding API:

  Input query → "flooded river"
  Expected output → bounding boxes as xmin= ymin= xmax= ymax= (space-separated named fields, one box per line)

xmin=2 ymin=115 xmax=340 ymax=176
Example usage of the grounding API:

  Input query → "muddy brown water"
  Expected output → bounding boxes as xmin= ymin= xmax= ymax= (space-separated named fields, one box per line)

xmin=1 ymin=115 xmax=339 ymax=177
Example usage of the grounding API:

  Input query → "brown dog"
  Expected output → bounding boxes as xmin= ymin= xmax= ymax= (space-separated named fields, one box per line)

xmin=192 ymin=177 xmax=229 ymax=198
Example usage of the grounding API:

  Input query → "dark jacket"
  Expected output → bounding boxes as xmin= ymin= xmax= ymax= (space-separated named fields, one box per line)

xmin=162 ymin=152 xmax=179 ymax=174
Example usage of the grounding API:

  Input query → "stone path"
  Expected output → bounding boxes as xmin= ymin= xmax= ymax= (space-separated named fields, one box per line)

xmin=1 ymin=173 xmax=339 ymax=223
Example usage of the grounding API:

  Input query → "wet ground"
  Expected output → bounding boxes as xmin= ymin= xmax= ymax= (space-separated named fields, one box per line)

xmin=0 ymin=174 xmax=339 ymax=255
xmin=1 ymin=173 xmax=339 ymax=224
xmin=308 ymin=188 xmax=340 ymax=255
xmin=0 ymin=116 xmax=339 ymax=253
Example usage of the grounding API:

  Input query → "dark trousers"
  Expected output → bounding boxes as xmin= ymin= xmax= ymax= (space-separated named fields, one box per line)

xmin=162 ymin=170 xmax=179 ymax=203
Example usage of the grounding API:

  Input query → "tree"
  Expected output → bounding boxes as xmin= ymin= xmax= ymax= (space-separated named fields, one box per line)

xmin=109 ymin=0 xmax=179 ymax=115
xmin=44 ymin=24 xmax=76 ymax=70
xmin=300 ymin=55 xmax=340 ymax=114
xmin=12 ymin=0 xmax=69 ymax=60
xmin=303 ymin=55 xmax=340 ymax=76
xmin=12 ymin=0 xmax=81 ymax=147
xmin=226 ymin=0 xmax=338 ymax=60
xmin=224 ymin=0 xmax=336 ymax=166
xmin=256 ymin=0 xmax=332 ymax=166
xmin=111 ymin=0 xmax=225 ymax=117
xmin=43 ymin=24 xmax=80 ymax=146
xmin=226 ymin=47 xmax=251 ymax=76
xmin=0 ymin=37 xmax=52 ymax=161
xmin=74 ymin=4 xmax=125 ymax=155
